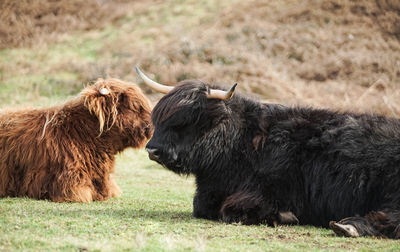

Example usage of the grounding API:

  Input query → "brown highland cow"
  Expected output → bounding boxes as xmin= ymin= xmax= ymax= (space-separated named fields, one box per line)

xmin=0 ymin=79 xmax=152 ymax=202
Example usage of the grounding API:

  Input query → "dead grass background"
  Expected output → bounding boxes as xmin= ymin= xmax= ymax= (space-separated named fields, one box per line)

xmin=1 ymin=0 xmax=400 ymax=116
xmin=1 ymin=1 xmax=400 ymax=250
xmin=0 ymin=0 xmax=143 ymax=49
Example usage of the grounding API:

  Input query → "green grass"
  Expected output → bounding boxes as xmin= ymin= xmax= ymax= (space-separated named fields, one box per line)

xmin=1 ymin=0 xmax=400 ymax=250
xmin=1 ymin=150 xmax=400 ymax=251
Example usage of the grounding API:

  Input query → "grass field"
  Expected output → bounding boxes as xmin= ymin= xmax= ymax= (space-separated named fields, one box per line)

xmin=1 ymin=150 xmax=400 ymax=251
xmin=1 ymin=0 xmax=400 ymax=251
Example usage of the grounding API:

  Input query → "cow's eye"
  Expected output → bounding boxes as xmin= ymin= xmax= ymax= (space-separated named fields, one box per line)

xmin=172 ymin=124 xmax=186 ymax=131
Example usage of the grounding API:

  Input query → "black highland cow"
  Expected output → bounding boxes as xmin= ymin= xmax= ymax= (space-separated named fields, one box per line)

xmin=136 ymin=67 xmax=400 ymax=239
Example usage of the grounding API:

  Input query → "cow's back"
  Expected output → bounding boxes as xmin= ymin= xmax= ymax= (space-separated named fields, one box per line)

xmin=298 ymin=113 xmax=400 ymax=226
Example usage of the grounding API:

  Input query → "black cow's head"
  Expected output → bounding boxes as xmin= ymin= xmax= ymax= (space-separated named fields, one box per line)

xmin=136 ymin=67 xmax=237 ymax=174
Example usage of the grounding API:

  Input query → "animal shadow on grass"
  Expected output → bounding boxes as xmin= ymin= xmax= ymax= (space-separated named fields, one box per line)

xmin=0 ymin=199 xmax=193 ymax=223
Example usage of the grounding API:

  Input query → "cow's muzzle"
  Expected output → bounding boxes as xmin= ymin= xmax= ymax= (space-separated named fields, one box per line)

xmin=146 ymin=147 xmax=161 ymax=162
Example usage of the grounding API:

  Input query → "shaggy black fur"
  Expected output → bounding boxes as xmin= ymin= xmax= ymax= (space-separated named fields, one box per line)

xmin=146 ymin=80 xmax=400 ymax=239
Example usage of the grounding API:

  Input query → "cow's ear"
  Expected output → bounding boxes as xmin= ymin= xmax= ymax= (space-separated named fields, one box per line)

xmin=99 ymin=87 xmax=110 ymax=96
xmin=83 ymin=87 xmax=118 ymax=136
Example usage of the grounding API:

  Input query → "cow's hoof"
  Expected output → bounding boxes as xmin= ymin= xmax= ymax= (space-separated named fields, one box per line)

xmin=329 ymin=221 xmax=359 ymax=238
xmin=278 ymin=211 xmax=299 ymax=225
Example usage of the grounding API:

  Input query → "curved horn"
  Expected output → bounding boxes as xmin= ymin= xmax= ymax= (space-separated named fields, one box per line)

xmin=135 ymin=66 xmax=173 ymax=94
xmin=207 ymin=83 xmax=237 ymax=100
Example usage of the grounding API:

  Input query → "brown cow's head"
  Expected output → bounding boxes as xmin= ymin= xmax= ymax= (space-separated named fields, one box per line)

xmin=80 ymin=78 xmax=152 ymax=150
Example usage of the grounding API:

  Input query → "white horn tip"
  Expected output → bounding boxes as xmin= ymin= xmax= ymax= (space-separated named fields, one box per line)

xmin=135 ymin=66 xmax=141 ymax=75
xmin=225 ymin=83 xmax=238 ymax=100
xmin=230 ymin=83 xmax=238 ymax=93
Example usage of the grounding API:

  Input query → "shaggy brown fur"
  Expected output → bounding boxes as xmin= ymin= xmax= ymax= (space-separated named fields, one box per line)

xmin=0 ymin=79 xmax=152 ymax=202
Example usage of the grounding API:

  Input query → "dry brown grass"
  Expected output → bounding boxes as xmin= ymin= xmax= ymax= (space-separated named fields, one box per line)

xmin=0 ymin=0 xmax=147 ymax=49
xmin=1 ymin=0 xmax=400 ymax=116
xmin=130 ymin=0 xmax=400 ymax=115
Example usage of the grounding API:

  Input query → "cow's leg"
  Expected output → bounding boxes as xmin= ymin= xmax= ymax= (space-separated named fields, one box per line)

xmin=50 ymin=167 xmax=95 ymax=203
xmin=90 ymin=167 xmax=122 ymax=201
xmin=67 ymin=185 xmax=94 ymax=203
xmin=220 ymin=190 xmax=299 ymax=226
xmin=109 ymin=175 xmax=121 ymax=198
xmin=276 ymin=211 xmax=300 ymax=226
xmin=330 ymin=209 xmax=400 ymax=239
xmin=220 ymin=190 xmax=265 ymax=225
xmin=193 ymin=189 xmax=223 ymax=220
xmin=91 ymin=176 xmax=113 ymax=201
xmin=51 ymin=183 xmax=94 ymax=203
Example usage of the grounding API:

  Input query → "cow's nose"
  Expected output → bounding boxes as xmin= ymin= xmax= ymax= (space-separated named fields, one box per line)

xmin=146 ymin=148 xmax=160 ymax=161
